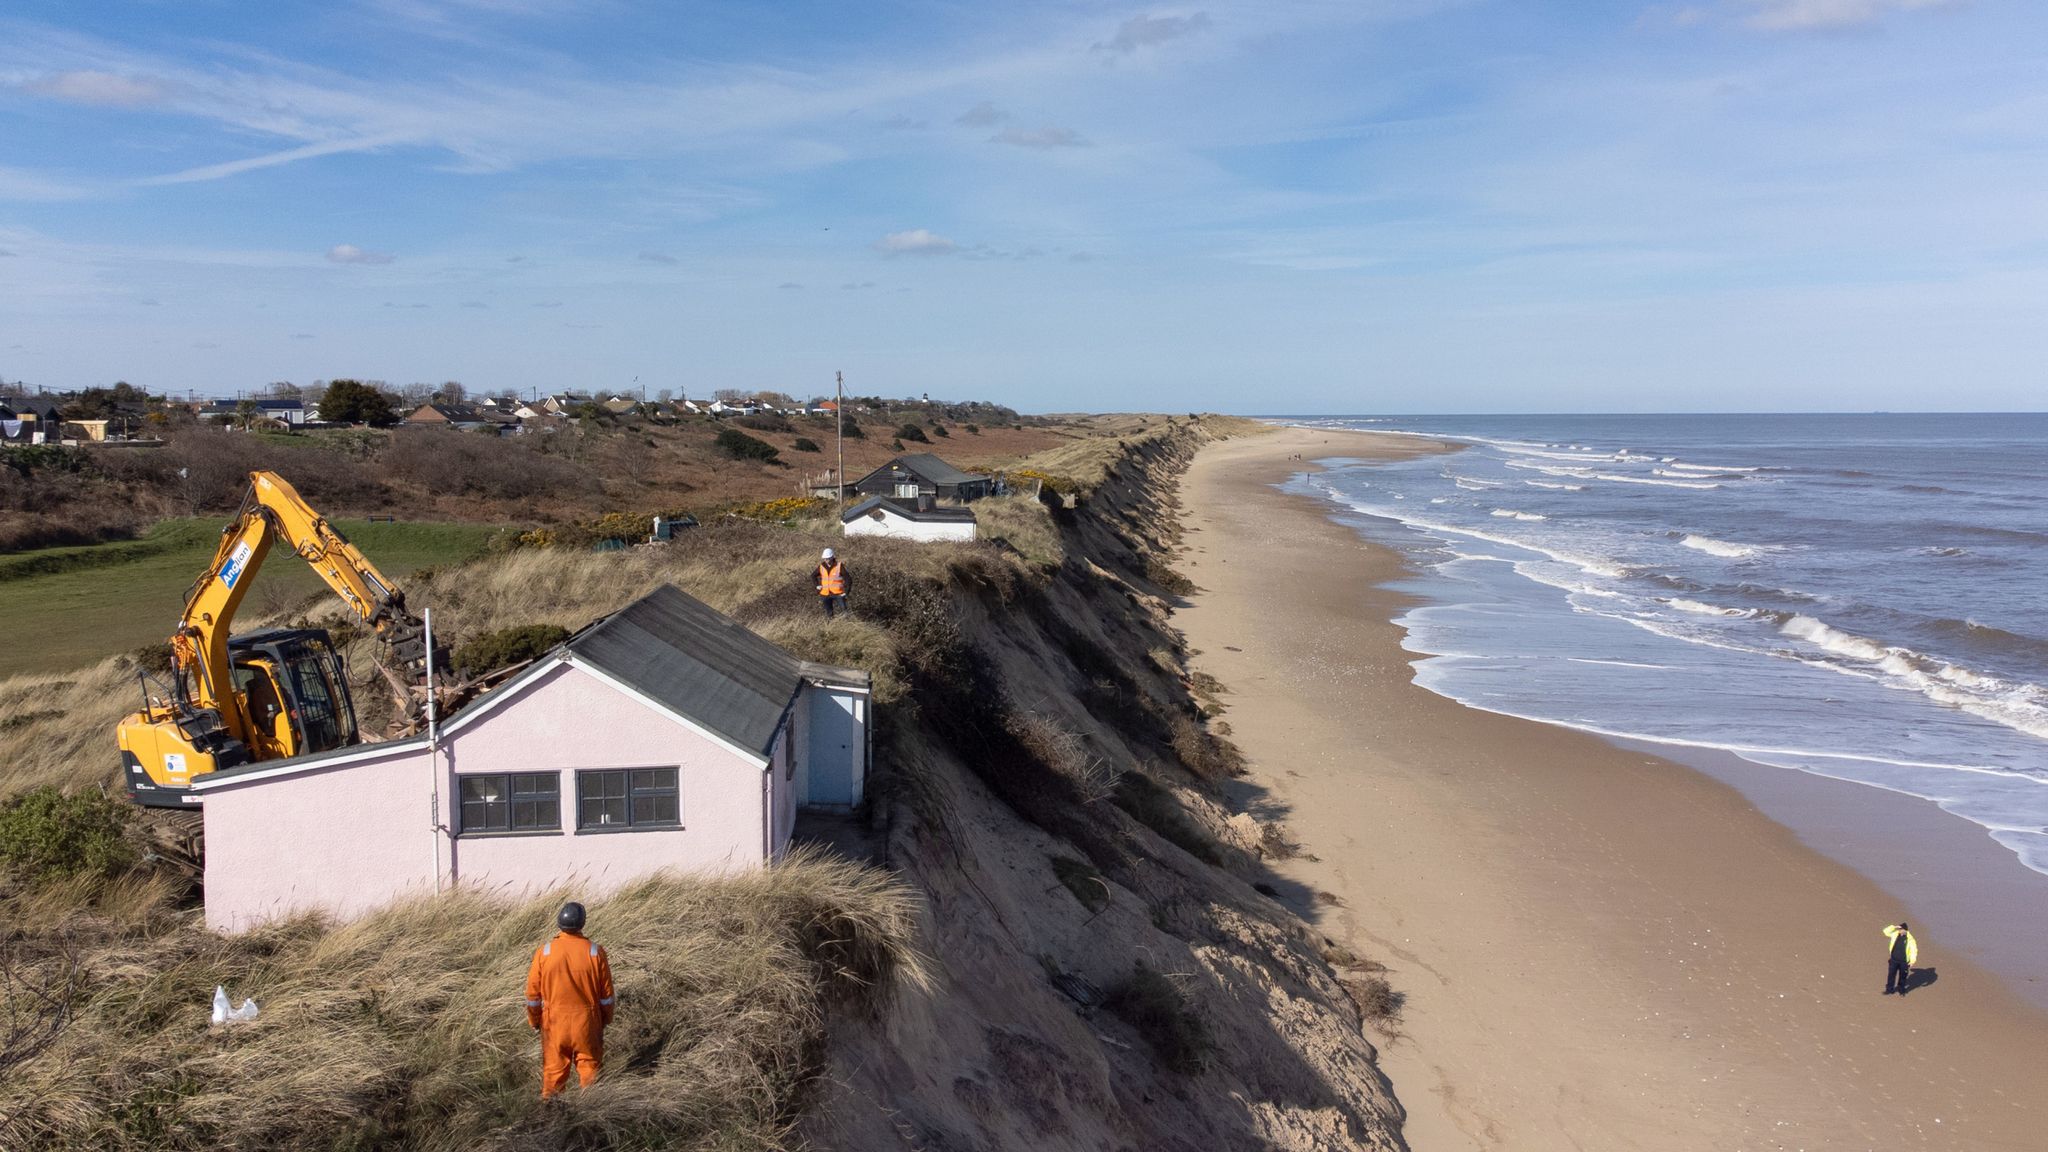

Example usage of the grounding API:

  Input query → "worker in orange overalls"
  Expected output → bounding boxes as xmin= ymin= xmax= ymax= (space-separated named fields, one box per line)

xmin=815 ymin=547 xmax=850 ymax=619
xmin=525 ymin=901 xmax=616 ymax=1097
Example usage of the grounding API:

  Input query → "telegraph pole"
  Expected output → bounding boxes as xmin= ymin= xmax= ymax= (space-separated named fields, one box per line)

xmin=835 ymin=370 xmax=845 ymax=517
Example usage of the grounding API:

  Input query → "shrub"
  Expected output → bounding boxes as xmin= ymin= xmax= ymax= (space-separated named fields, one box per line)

xmin=1169 ymin=715 xmax=1246 ymax=779
xmin=895 ymin=423 xmax=929 ymax=444
xmin=840 ymin=419 xmax=865 ymax=440
xmin=317 ymin=379 xmax=399 ymax=426
xmin=1050 ymin=856 xmax=1109 ymax=914
xmin=715 ymin=427 xmax=781 ymax=463
xmin=792 ymin=437 xmax=821 ymax=453
xmin=965 ymin=423 xmax=980 ymax=435
xmin=453 ymin=624 xmax=571 ymax=676
xmin=1009 ymin=711 xmax=1120 ymax=802
xmin=930 ymin=424 xmax=949 ymax=438
xmin=380 ymin=431 xmax=590 ymax=501
xmin=0 ymin=787 xmax=134 ymax=884
xmin=1106 ymin=962 xmax=1212 ymax=1074
xmin=1341 ymin=975 xmax=1405 ymax=1024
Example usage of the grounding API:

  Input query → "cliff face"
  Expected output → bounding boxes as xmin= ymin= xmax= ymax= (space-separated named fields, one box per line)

xmin=803 ymin=419 xmax=1406 ymax=1152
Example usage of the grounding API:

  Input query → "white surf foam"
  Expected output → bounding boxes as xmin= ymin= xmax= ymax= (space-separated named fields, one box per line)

xmin=1594 ymin=472 xmax=1720 ymax=490
xmin=1524 ymin=480 xmax=1586 ymax=491
xmin=1680 ymin=534 xmax=1764 ymax=559
xmin=1491 ymin=508 xmax=1548 ymax=521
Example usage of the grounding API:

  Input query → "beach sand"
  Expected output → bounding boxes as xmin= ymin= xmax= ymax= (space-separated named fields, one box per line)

xmin=1176 ymin=425 xmax=2048 ymax=1151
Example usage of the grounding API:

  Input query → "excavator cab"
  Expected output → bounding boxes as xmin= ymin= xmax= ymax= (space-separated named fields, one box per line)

xmin=228 ymin=629 xmax=359 ymax=762
xmin=122 ymin=629 xmax=360 ymax=807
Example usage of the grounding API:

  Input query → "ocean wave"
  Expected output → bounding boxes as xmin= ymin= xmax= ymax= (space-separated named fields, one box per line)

xmin=1925 ymin=546 xmax=1969 ymax=557
xmin=1679 ymin=534 xmax=1765 ymax=559
xmin=1664 ymin=598 xmax=1754 ymax=618
xmin=1593 ymin=473 xmax=1720 ymax=490
xmin=1452 ymin=476 xmax=1502 ymax=491
xmin=1665 ymin=461 xmax=1762 ymax=473
xmin=1779 ymin=616 xmax=2048 ymax=742
xmin=1524 ymin=480 xmax=1586 ymax=491
xmin=1491 ymin=508 xmax=1548 ymax=521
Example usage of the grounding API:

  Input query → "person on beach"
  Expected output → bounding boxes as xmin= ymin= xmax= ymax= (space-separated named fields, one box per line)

xmin=816 ymin=547 xmax=849 ymax=619
xmin=1883 ymin=922 xmax=1918 ymax=995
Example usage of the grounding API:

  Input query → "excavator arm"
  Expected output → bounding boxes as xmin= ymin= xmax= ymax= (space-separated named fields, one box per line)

xmin=123 ymin=470 xmax=445 ymax=804
xmin=175 ymin=471 xmax=431 ymax=725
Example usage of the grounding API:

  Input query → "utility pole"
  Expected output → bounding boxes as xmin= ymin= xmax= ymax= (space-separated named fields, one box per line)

xmin=835 ymin=370 xmax=845 ymax=518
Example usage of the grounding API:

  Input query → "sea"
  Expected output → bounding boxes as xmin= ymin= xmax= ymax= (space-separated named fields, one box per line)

xmin=1281 ymin=414 xmax=2048 ymax=881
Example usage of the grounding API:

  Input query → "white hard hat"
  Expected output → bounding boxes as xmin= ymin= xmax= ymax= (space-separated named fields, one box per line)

xmin=821 ymin=547 xmax=836 ymax=560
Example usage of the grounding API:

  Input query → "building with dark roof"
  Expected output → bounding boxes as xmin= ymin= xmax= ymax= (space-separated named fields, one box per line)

xmin=192 ymin=584 xmax=871 ymax=932
xmin=850 ymin=452 xmax=993 ymax=504
xmin=841 ymin=495 xmax=979 ymax=542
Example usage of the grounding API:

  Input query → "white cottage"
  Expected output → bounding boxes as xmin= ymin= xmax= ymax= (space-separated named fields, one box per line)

xmin=192 ymin=585 xmax=870 ymax=932
xmin=840 ymin=495 xmax=979 ymax=543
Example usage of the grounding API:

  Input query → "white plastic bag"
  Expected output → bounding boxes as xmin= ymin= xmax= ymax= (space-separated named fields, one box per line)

xmin=211 ymin=984 xmax=261 ymax=1026
xmin=228 ymin=998 xmax=260 ymax=1023
xmin=211 ymin=985 xmax=229 ymax=1026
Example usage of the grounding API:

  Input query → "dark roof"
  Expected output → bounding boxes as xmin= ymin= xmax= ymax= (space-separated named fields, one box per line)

xmin=564 ymin=584 xmax=807 ymax=756
xmin=841 ymin=495 xmax=978 ymax=524
xmin=857 ymin=452 xmax=985 ymax=489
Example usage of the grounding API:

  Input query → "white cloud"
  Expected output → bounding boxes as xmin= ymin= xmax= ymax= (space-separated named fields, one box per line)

xmin=140 ymin=135 xmax=413 ymax=186
xmin=328 ymin=244 xmax=395 ymax=265
xmin=991 ymin=126 xmax=1086 ymax=149
xmin=1743 ymin=0 xmax=1956 ymax=30
xmin=1095 ymin=12 xmax=1212 ymax=54
xmin=874 ymin=229 xmax=955 ymax=255
xmin=956 ymin=101 xmax=1009 ymax=127
xmin=21 ymin=69 xmax=165 ymax=107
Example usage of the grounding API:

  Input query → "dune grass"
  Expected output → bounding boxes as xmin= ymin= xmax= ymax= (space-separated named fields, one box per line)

xmin=0 ymin=848 xmax=926 ymax=1151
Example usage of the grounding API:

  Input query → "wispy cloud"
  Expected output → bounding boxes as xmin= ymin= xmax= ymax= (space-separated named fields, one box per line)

xmin=140 ymin=134 xmax=414 ymax=186
xmin=0 ymin=165 xmax=90 ymax=202
xmin=19 ymin=69 xmax=166 ymax=107
xmin=1742 ymin=0 xmax=1956 ymax=30
xmin=1095 ymin=12 xmax=1212 ymax=54
xmin=991 ymin=126 xmax=1086 ymax=149
xmin=956 ymin=100 xmax=1008 ymax=127
xmin=874 ymin=228 xmax=956 ymax=255
xmin=328 ymin=244 xmax=395 ymax=265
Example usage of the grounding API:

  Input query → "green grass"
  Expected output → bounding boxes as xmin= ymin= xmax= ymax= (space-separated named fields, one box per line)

xmin=0 ymin=518 xmax=506 ymax=678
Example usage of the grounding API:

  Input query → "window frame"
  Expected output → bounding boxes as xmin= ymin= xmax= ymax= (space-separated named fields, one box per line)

xmin=574 ymin=766 xmax=682 ymax=834
xmin=456 ymin=771 xmax=562 ymax=837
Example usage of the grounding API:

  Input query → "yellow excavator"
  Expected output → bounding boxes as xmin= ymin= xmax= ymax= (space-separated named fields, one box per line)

xmin=118 ymin=471 xmax=443 ymax=806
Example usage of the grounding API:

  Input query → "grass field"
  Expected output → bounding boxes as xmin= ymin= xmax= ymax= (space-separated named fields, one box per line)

xmin=0 ymin=517 xmax=507 ymax=678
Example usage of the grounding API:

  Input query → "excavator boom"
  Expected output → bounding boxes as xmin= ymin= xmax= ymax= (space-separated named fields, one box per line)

xmin=119 ymin=470 xmax=441 ymax=805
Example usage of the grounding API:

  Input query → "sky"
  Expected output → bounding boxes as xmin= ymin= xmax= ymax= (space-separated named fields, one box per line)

xmin=1 ymin=0 xmax=2044 ymax=413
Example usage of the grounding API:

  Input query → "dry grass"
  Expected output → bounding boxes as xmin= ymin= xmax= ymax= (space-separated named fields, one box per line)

xmin=1007 ymin=711 xmax=1122 ymax=805
xmin=0 ymin=847 xmax=926 ymax=1152
xmin=972 ymin=494 xmax=1063 ymax=569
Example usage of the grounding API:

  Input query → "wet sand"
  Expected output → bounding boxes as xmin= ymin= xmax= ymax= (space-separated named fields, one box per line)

xmin=1176 ymin=425 xmax=2048 ymax=1151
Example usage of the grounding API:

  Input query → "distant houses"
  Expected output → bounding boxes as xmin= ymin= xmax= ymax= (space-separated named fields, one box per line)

xmin=197 ymin=398 xmax=309 ymax=426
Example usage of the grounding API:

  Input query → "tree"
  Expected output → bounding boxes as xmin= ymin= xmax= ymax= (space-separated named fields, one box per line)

xmin=435 ymin=381 xmax=466 ymax=405
xmin=262 ymin=381 xmax=303 ymax=400
xmin=398 ymin=382 xmax=435 ymax=407
xmin=896 ymin=423 xmax=930 ymax=444
xmin=318 ymin=379 xmax=399 ymax=426
xmin=234 ymin=399 xmax=262 ymax=430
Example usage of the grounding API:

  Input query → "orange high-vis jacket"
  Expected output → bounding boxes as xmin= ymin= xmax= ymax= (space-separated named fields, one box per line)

xmin=525 ymin=931 xmax=615 ymax=1093
xmin=816 ymin=561 xmax=847 ymax=596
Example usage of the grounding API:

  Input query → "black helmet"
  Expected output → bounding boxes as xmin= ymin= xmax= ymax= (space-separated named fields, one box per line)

xmin=557 ymin=902 xmax=587 ymax=932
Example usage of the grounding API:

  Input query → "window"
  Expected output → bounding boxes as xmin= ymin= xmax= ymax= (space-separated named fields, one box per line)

xmin=893 ymin=482 xmax=920 ymax=499
xmin=577 ymin=767 xmax=680 ymax=831
xmin=459 ymin=773 xmax=560 ymax=834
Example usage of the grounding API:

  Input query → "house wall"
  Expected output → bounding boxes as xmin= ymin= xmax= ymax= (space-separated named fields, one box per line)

xmin=443 ymin=663 xmax=773 ymax=898
xmin=201 ymin=746 xmax=438 ymax=932
xmin=843 ymin=511 xmax=977 ymax=542
xmin=201 ymin=661 xmax=784 ymax=932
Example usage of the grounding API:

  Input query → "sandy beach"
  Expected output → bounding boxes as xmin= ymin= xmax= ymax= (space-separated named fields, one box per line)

xmin=1176 ymin=425 xmax=2048 ymax=1151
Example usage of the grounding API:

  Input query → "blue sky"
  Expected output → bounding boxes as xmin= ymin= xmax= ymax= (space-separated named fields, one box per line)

xmin=2 ymin=0 xmax=2043 ymax=411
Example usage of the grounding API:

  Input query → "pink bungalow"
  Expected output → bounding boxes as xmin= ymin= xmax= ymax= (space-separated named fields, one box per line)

xmin=193 ymin=585 xmax=871 ymax=933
